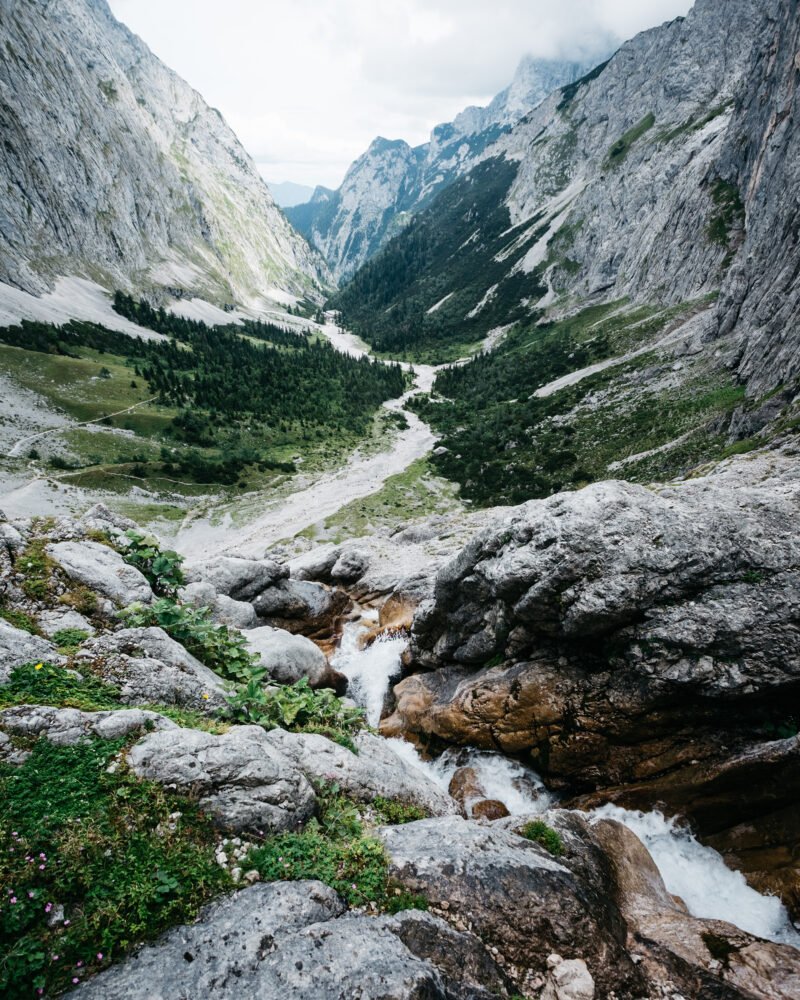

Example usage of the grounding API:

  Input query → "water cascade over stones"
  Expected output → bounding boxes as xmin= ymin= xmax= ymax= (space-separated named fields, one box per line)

xmin=333 ymin=621 xmax=800 ymax=949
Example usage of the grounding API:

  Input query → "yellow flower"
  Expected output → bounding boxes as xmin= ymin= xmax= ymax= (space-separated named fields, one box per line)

xmin=202 ymin=692 xmax=209 ymax=700
xmin=34 ymin=663 xmax=43 ymax=671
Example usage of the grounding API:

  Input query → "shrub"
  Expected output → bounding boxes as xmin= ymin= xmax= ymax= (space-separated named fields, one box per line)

xmin=17 ymin=542 xmax=54 ymax=602
xmin=225 ymin=675 xmax=366 ymax=750
xmin=120 ymin=531 xmax=185 ymax=597
xmin=0 ymin=663 xmax=120 ymax=712
xmin=0 ymin=737 xmax=229 ymax=998
xmin=121 ymin=599 xmax=257 ymax=682
xmin=52 ymin=628 xmax=90 ymax=654
xmin=519 ymin=819 xmax=564 ymax=856
xmin=372 ymin=797 xmax=427 ymax=825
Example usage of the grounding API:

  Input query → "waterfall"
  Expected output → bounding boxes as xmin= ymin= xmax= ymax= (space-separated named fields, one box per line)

xmin=591 ymin=804 xmax=800 ymax=947
xmin=331 ymin=621 xmax=406 ymax=727
xmin=331 ymin=622 xmax=799 ymax=949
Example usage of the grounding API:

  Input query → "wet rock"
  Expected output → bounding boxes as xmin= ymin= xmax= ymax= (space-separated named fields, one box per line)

xmin=590 ymin=817 xmax=800 ymax=999
xmin=180 ymin=581 xmax=258 ymax=630
xmin=126 ymin=725 xmax=316 ymax=834
xmin=75 ymin=627 xmax=227 ymax=710
xmin=472 ymin=799 xmax=511 ymax=821
xmin=448 ymin=766 xmax=485 ymax=812
xmin=47 ymin=540 xmax=154 ymax=608
xmin=244 ymin=625 xmax=345 ymax=691
xmin=264 ymin=729 xmax=458 ymax=817
xmin=381 ymin=815 xmax=645 ymax=998
xmin=0 ymin=705 xmax=176 ymax=756
xmin=75 ymin=881 xmax=508 ymax=999
xmin=252 ymin=578 xmax=352 ymax=643
xmin=183 ymin=555 xmax=287 ymax=602
xmin=0 ymin=620 xmax=66 ymax=679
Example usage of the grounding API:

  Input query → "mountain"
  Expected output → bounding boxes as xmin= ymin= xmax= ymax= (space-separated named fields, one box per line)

xmin=0 ymin=0 xmax=328 ymax=308
xmin=267 ymin=181 xmax=316 ymax=208
xmin=286 ymin=56 xmax=600 ymax=283
xmin=333 ymin=0 xmax=800 ymax=504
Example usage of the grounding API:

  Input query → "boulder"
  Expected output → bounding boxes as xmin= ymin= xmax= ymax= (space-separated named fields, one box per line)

xmin=252 ymin=578 xmax=351 ymax=643
xmin=47 ymin=540 xmax=154 ymax=608
xmin=74 ymin=881 xmax=509 ymax=999
xmin=75 ymin=627 xmax=228 ymax=710
xmin=182 ymin=555 xmax=287 ymax=602
xmin=76 ymin=503 xmax=138 ymax=539
xmin=37 ymin=608 xmax=95 ymax=639
xmin=448 ymin=766 xmax=485 ymax=811
xmin=540 ymin=955 xmax=595 ymax=1000
xmin=126 ymin=725 xmax=316 ymax=833
xmin=590 ymin=817 xmax=800 ymax=999
xmin=330 ymin=547 xmax=370 ymax=583
xmin=0 ymin=705 xmax=176 ymax=759
xmin=264 ymin=729 xmax=458 ymax=817
xmin=180 ymin=581 xmax=258 ymax=629
xmin=380 ymin=814 xmax=645 ymax=998
xmin=472 ymin=799 xmax=510 ymax=821
xmin=244 ymin=625 xmax=344 ymax=691
xmin=0 ymin=620 xmax=66 ymax=680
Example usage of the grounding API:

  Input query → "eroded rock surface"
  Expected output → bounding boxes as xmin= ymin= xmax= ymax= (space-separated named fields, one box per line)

xmin=0 ymin=620 xmax=66 ymax=678
xmin=47 ymin=540 xmax=154 ymax=608
xmin=75 ymin=880 xmax=510 ymax=999
xmin=126 ymin=725 xmax=316 ymax=833
xmin=244 ymin=625 xmax=344 ymax=691
xmin=75 ymin=627 xmax=228 ymax=710
xmin=264 ymin=729 xmax=458 ymax=817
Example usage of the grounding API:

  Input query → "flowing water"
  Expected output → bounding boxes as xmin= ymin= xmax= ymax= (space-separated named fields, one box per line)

xmin=334 ymin=624 xmax=800 ymax=948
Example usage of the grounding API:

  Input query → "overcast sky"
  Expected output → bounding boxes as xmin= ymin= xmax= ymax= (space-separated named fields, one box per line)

xmin=108 ymin=0 xmax=693 ymax=190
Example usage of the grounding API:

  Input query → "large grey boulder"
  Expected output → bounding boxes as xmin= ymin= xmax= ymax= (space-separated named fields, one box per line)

xmin=179 ymin=581 xmax=258 ymax=630
xmin=244 ymin=626 xmax=344 ymax=691
xmin=126 ymin=725 xmax=316 ymax=833
xmin=0 ymin=705 xmax=176 ymax=761
xmin=264 ymin=729 xmax=458 ymax=817
xmin=252 ymin=578 xmax=351 ymax=642
xmin=183 ymin=556 xmax=287 ymax=602
xmin=75 ymin=627 xmax=227 ymax=710
xmin=0 ymin=619 xmax=66 ymax=679
xmin=75 ymin=881 xmax=509 ymax=999
xmin=47 ymin=540 xmax=154 ymax=608
xmin=380 ymin=814 xmax=645 ymax=998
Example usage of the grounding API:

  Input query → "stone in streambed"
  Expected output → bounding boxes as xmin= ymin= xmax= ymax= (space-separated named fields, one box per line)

xmin=244 ymin=625 xmax=346 ymax=692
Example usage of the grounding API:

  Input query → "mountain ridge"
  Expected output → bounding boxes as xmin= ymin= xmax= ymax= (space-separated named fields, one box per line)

xmin=0 ymin=0 xmax=329 ymax=309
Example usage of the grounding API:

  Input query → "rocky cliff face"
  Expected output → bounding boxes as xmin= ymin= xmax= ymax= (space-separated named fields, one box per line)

xmin=287 ymin=57 xmax=597 ymax=282
xmin=0 ymin=0 xmax=328 ymax=306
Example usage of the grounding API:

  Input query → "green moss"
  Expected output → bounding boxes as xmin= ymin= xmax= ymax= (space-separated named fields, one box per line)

xmin=519 ymin=819 xmax=564 ymax=856
xmin=52 ymin=628 xmax=90 ymax=654
xmin=605 ymin=113 xmax=655 ymax=167
xmin=17 ymin=541 xmax=55 ymax=602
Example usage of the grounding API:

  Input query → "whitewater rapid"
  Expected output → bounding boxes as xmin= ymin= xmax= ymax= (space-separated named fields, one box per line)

xmin=334 ymin=622 xmax=800 ymax=949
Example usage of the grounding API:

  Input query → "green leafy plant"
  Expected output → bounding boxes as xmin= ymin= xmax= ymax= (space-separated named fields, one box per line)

xmin=120 ymin=531 xmax=185 ymax=597
xmin=372 ymin=797 xmax=427 ymax=825
xmin=225 ymin=675 xmax=366 ymax=750
xmin=121 ymin=599 xmax=257 ymax=682
xmin=52 ymin=628 xmax=90 ymax=654
xmin=0 ymin=737 xmax=229 ymax=998
xmin=519 ymin=819 xmax=564 ymax=857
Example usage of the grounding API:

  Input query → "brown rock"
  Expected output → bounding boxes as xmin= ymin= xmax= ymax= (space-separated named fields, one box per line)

xmin=471 ymin=799 xmax=510 ymax=820
xmin=448 ymin=766 xmax=485 ymax=811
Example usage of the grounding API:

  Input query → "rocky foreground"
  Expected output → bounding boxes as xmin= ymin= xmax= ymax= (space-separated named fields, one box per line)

xmin=1 ymin=448 xmax=800 ymax=998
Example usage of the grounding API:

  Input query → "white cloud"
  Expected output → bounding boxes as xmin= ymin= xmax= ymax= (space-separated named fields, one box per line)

xmin=108 ymin=0 xmax=692 ymax=189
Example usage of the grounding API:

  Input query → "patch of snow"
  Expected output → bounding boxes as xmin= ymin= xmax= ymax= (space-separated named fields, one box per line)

xmin=0 ymin=277 xmax=164 ymax=340
xmin=427 ymin=292 xmax=454 ymax=315
xmin=467 ymin=284 xmax=498 ymax=319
